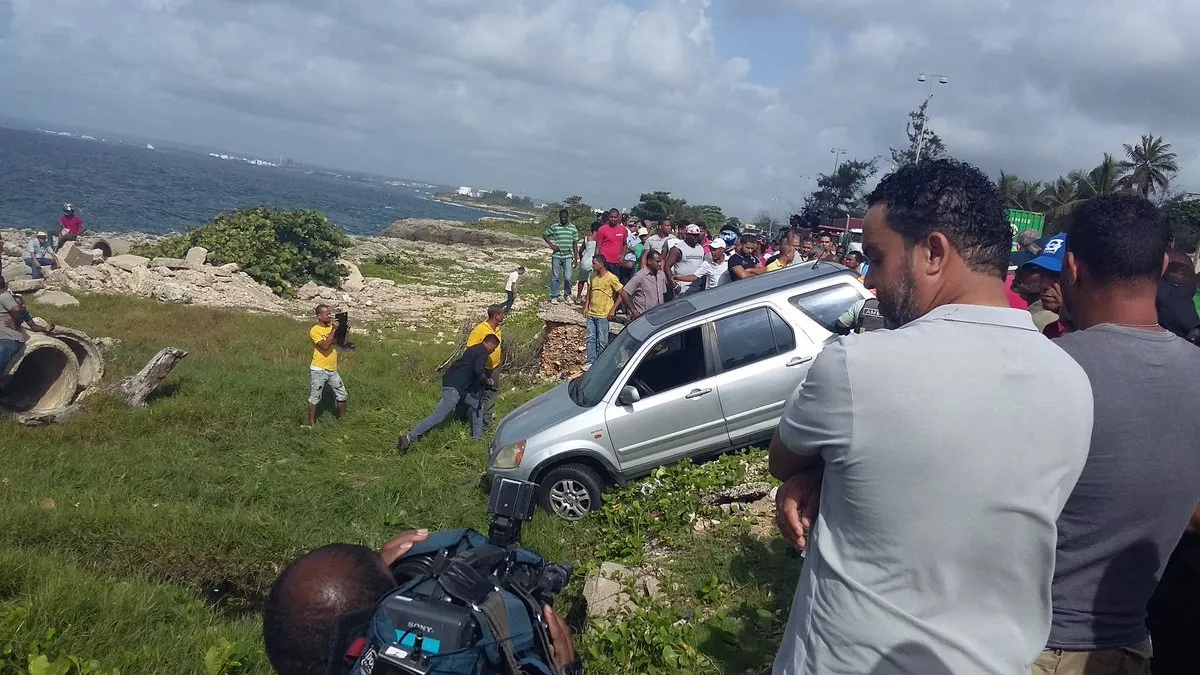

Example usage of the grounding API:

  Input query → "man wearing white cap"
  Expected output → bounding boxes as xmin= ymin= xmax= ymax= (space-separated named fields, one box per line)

xmin=24 ymin=232 xmax=59 ymax=279
xmin=675 ymin=238 xmax=731 ymax=292
xmin=663 ymin=223 xmax=707 ymax=295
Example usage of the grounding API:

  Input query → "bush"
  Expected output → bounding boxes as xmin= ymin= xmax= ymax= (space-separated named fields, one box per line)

xmin=135 ymin=207 xmax=350 ymax=297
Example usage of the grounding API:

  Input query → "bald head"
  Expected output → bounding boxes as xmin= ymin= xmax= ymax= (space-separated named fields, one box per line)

xmin=263 ymin=544 xmax=395 ymax=675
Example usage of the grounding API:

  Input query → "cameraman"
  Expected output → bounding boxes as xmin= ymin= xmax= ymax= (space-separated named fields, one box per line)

xmin=262 ymin=530 xmax=578 ymax=675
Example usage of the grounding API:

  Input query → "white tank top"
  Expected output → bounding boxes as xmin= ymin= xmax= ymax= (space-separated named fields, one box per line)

xmin=671 ymin=241 xmax=706 ymax=291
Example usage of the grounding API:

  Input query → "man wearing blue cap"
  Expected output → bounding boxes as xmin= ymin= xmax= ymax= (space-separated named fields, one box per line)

xmin=1019 ymin=232 xmax=1070 ymax=338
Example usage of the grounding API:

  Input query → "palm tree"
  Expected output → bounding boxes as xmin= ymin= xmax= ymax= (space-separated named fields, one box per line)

xmin=1012 ymin=180 xmax=1045 ymax=213
xmin=1118 ymin=135 xmax=1178 ymax=198
xmin=997 ymin=172 xmax=1021 ymax=208
xmin=1041 ymin=176 xmax=1082 ymax=224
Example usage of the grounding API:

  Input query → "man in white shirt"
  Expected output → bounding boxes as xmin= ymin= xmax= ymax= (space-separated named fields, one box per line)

xmin=770 ymin=159 xmax=1093 ymax=675
xmin=502 ymin=266 xmax=524 ymax=313
xmin=675 ymin=238 xmax=729 ymax=292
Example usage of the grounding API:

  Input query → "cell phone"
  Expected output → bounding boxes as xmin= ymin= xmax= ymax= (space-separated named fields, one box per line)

xmin=334 ymin=312 xmax=349 ymax=343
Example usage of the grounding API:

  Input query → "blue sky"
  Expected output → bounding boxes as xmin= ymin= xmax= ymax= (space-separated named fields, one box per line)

xmin=0 ymin=0 xmax=1197 ymax=215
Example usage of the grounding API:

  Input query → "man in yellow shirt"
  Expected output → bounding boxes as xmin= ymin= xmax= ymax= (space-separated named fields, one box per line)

xmin=582 ymin=255 xmax=624 ymax=364
xmin=767 ymin=236 xmax=799 ymax=272
xmin=465 ymin=304 xmax=505 ymax=430
xmin=307 ymin=304 xmax=347 ymax=427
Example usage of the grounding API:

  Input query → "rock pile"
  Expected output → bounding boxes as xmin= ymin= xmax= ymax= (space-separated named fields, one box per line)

xmin=581 ymin=561 xmax=664 ymax=619
xmin=536 ymin=302 xmax=624 ymax=380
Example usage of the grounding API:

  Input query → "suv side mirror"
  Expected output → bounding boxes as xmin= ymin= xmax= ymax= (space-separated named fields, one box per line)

xmin=618 ymin=385 xmax=641 ymax=406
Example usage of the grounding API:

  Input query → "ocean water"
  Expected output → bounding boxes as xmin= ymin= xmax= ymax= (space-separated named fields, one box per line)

xmin=0 ymin=126 xmax=498 ymax=236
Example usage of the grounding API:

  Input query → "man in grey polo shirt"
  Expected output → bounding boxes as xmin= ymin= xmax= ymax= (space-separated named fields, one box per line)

xmin=769 ymin=159 xmax=1094 ymax=675
xmin=1035 ymin=194 xmax=1200 ymax=674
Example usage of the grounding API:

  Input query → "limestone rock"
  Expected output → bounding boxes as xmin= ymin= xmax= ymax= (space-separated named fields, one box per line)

xmin=32 ymin=290 xmax=79 ymax=307
xmin=699 ymin=482 xmax=775 ymax=507
xmin=2 ymin=261 xmax=32 ymax=280
xmin=149 ymin=257 xmax=190 ymax=270
xmin=185 ymin=246 xmax=209 ymax=268
xmin=298 ymin=282 xmax=322 ymax=300
xmin=194 ymin=273 xmax=215 ymax=288
xmin=59 ymin=242 xmax=96 ymax=268
xmin=217 ymin=262 xmax=241 ymax=274
xmin=582 ymin=562 xmax=664 ymax=619
xmin=341 ymin=260 xmax=365 ymax=293
xmin=3 ymin=241 xmax=22 ymax=257
xmin=154 ymin=283 xmax=190 ymax=304
xmin=107 ymin=254 xmax=149 ymax=271
xmin=154 ymin=266 xmax=175 ymax=277
xmin=95 ymin=337 xmax=121 ymax=352
xmin=8 ymin=278 xmax=45 ymax=293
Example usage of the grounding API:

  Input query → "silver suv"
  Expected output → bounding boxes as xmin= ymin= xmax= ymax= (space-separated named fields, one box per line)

xmin=487 ymin=263 xmax=871 ymax=520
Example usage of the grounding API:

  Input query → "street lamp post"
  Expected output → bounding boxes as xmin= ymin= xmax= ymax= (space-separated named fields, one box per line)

xmin=831 ymin=147 xmax=846 ymax=174
xmin=914 ymin=73 xmax=949 ymax=165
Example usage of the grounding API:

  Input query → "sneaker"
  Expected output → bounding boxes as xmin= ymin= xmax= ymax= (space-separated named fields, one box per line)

xmin=550 ymin=298 xmax=559 ymax=304
xmin=397 ymin=434 xmax=412 ymax=454
xmin=301 ymin=424 xmax=313 ymax=430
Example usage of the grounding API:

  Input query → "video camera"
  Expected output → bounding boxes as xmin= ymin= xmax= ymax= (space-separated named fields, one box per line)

xmin=344 ymin=478 xmax=574 ymax=675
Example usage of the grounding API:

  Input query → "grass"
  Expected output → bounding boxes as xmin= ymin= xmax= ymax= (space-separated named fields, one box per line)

xmin=2 ymin=293 xmax=793 ymax=674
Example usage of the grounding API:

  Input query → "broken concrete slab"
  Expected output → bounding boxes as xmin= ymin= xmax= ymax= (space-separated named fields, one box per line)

xmin=32 ymin=290 xmax=80 ymax=308
xmin=185 ymin=246 xmax=208 ymax=268
xmin=107 ymin=254 xmax=149 ymax=271
xmin=8 ymin=278 xmax=46 ymax=293
xmin=149 ymin=257 xmax=190 ymax=270
xmin=59 ymin=242 xmax=97 ymax=268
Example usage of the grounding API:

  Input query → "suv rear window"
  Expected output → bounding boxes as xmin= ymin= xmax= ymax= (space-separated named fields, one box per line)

xmin=789 ymin=284 xmax=863 ymax=332
xmin=714 ymin=307 xmax=796 ymax=371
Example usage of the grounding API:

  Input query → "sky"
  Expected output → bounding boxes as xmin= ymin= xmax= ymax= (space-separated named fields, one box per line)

xmin=2 ymin=0 xmax=1199 ymax=217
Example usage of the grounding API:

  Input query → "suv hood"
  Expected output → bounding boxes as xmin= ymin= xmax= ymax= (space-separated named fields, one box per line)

xmin=493 ymin=382 xmax=581 ymax=448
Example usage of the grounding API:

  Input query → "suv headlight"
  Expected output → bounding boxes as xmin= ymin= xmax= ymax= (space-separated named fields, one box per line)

xmin=492 ymin=440 xmax=526 ymax=469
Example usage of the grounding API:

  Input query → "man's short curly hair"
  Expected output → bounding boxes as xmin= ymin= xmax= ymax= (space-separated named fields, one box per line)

xmin=866 ymin=159 xmax=1012 ymax=279
xmin=1065 ymin=193 xmax=1167 ymax=284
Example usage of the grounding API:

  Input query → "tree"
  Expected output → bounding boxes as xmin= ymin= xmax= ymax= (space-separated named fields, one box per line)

xmin=539 ymin=195 xmax=595 ymax=231
xmin=796 ymin=158 xmax=879 ymax=229
xmin=890 ymin=100 xmax=947 ymax=166
xmin=752 ymin=211 xmax=780 ymax=232
xmin=1040 ymin=176 xmax=1082 ymax=225
xmin=724 ymin=217 xmax=742 ymax=231
xmin=1118 ymin=134 xmax=1179 ymax=198
xmin=997 ymin=172 xmax=1021 ymax=208
xmin=1010 ymin=180 xmax=1045 ymax=213
xmin=685 ymin=204 xmax=727 ymax=230
xmin=1075 ymin=153 xmax=1122 ymax=198
xmin=630 ymin=191 xmax=687 ymax=222
xmin=1161 ymin=198 xmax=1200 ymax=254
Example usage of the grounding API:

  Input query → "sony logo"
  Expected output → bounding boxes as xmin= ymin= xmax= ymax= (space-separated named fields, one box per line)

xmin=406 ymin=622 xmax=435 ymax=633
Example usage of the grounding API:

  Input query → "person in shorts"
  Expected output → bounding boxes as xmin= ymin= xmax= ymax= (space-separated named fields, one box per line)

xmin=306 ymin=304 xmax=347 ymax=427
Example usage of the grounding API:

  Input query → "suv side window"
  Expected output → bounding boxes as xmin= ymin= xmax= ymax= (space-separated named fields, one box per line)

xmin=628 ymin=326 xmax=707 ymax=398
xmin=714 ymin=307 xmax=796 ymax=371
xmin=789 ymin=284 xmax=864 ymax=332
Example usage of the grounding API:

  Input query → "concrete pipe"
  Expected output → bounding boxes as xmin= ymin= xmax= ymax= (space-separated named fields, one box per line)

xmin=49 ymin=328 xmax=104 ymax=393
xmin=0 ymin=334 xmax=81 ymax=413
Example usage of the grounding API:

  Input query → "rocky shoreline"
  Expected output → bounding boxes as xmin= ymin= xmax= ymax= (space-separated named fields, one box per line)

xmin=0 ymin=220 xmax=545 ymax=326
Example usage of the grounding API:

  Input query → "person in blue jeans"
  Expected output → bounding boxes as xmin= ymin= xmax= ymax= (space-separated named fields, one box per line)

xmin=0 ymin=276 xmax=57 ymax=375
xmin=581 ymin=255 xmax=624 ymax=364
xmin=543 ymin=209 xmax=580 ymax=303
xmin=24 ymin=232 xmax=59 ymax=280
xmin=397 ymin=334 xmax=499 ymax=453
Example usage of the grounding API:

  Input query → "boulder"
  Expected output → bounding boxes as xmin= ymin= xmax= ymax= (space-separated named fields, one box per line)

xmin=8 ymin=278 xmax=46 ymax=293
xmin=107 ymin=254 xmax=150 ymax=271
xmin=2 ymin=261 xmax=32 ymax=281
xmin=341 ymin=260 xmax=365 ymax=293
xmin=298 ymin=282 xmax=322 ymax=300
xmin=185 ymin=246 xmax=209 ymax=268
xmin=59 ymin=242 xmax=96 ymax=268
xmin=149 ymin=257 xmax=190 ymax=270
xmin=153 ymin=266 xmax=175 ymax=277
xmin=217 ymin=262 xmax=241 ymax=274
xmin=32 ymin=290 xmax=80 ymax=308
xmin=3 ymin=241 xmax=22 ymax=257
xmin=154 ymin=283 xmax=191 ymax=304
xmin=581 ymin=562 xmax=664 ymax=619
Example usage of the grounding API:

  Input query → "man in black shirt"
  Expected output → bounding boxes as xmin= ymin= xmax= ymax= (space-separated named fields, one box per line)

xmin=398 ymin=335 xmax=499 ymax=452
xmin=727 ymin=234 xmax=767 ymax=280
xmin=1157 ymin=261 xmax=1200 ymax=343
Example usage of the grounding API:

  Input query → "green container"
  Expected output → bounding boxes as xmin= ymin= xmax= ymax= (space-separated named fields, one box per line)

xmin=1007 ymin=209 xmax=1045 ymax=251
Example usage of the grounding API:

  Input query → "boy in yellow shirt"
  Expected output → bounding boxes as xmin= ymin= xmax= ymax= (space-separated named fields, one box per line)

xmin=465 ymin=304 xmax=505 ymax=429
xmin=307 ymin=304 xmax=347 ymax=427
xmin=582 ymin=255 xmax=625 ymax=364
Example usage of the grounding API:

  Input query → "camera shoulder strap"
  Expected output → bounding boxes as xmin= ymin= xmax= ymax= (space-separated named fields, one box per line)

xmin=479 ymin=593 xmax=524 ymax=675
xmin=502 ymin=582 xmax=567 ymax=675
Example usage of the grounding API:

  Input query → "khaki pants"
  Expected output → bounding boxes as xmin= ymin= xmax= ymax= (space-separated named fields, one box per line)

xmin=1032 ymin=640 xmax=1152 ymax=675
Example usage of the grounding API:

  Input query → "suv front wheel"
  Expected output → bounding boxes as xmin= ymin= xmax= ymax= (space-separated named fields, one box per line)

xmin=538 ymin=464 xmax=605 ymax=521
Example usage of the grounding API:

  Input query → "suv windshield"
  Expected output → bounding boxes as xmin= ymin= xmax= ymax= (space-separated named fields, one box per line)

xmin=569 ymin=328 xmax=643 ymax=407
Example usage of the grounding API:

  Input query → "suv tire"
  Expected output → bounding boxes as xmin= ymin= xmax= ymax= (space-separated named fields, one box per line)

xmin=539 ymin=464 xmax=605 ymax=521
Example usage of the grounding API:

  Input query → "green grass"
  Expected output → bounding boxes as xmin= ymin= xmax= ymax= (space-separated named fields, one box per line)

xmin=2 ymin=294 xmax=793 ymax=674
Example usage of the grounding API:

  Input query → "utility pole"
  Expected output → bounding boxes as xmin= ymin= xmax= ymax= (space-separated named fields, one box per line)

xmin=831 ymin=147 xmax=846 ymax=174
xmin=914 ymin=73 xmax=949 ymax=164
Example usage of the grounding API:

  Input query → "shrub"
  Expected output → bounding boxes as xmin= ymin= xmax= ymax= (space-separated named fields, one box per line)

xmin=135 ymin=207 xmax=350 ymax=297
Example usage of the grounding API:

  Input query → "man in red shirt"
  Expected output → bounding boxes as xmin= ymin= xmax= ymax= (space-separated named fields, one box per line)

xmin=594 ymin=208 xmax=630 ymax=275
xmin=55 ymin=203 xmax=86 ymax=252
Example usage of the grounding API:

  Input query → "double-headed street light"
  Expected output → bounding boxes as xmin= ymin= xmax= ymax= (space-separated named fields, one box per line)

xmin=831 ymin=147 xmax=846 ymax=174
xmin=915 ymin=73 xmax=949 ymax=164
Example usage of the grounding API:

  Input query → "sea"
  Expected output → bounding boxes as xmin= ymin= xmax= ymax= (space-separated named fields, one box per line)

xmin=0 ymin=125 xmax=500 ymax=237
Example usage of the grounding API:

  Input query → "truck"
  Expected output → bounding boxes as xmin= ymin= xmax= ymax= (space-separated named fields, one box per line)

xmin=1006 ymin=209 xmax=1046 ymax=252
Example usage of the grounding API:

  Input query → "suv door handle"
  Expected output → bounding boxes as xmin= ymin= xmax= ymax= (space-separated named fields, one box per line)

xmin=685 ymin=388 xmax=713 ymax=399
xmin=786 ymin=356 xmax=814 ymax=367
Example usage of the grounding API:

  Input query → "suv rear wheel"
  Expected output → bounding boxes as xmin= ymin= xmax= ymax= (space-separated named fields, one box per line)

xmin=538 ymin=464 xmax=605 ymax=521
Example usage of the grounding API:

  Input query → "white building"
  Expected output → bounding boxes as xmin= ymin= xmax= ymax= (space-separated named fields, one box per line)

xmin=455 ymin=186 xmax=473 ymax=196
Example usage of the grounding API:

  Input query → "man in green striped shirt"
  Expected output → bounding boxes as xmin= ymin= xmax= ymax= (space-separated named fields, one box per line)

xmin=543 ymin=209 xmax=581 ymax=304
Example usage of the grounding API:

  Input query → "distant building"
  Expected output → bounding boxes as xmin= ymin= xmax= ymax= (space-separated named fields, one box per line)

xmin=505 ymin=192 xmax=514 ymax=199
xmin=455 ymin=186 xmax=473 ymax=196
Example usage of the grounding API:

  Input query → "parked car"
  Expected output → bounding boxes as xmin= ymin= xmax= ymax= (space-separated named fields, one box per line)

xmin=486 ymin=263 xmax=872 ymax=521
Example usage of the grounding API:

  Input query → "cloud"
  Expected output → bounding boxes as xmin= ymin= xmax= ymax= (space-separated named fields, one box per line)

xmin=0 ymin=0 xmax=1197 ymax=219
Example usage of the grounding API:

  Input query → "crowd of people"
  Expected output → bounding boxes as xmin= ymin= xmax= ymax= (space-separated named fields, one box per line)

xmin=282 ymin=160 xmax=1200 ymax=675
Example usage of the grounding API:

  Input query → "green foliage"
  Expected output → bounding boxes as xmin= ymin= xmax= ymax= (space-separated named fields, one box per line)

xmin=797 ymin=158 xmax=879 ymax=229
xmin=580 ymin=599 xmax=718 ymax=675
xmin=1118 ymin=134 xmax=1179 ymax=198
xmin=590 ymin=454 xmax=754 ymax=561
xmin=134 ymin=207 xmax=350 ymax=297
xmin=630 ymin=192 xmax=727 ymax=229
xmin=1162 ymin=199 xmax=1200 ymax=253
xmin=890 ymin=99 xmax=947 ymax=166
xmin=204 ymin=639 xmax=250 ymax=675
